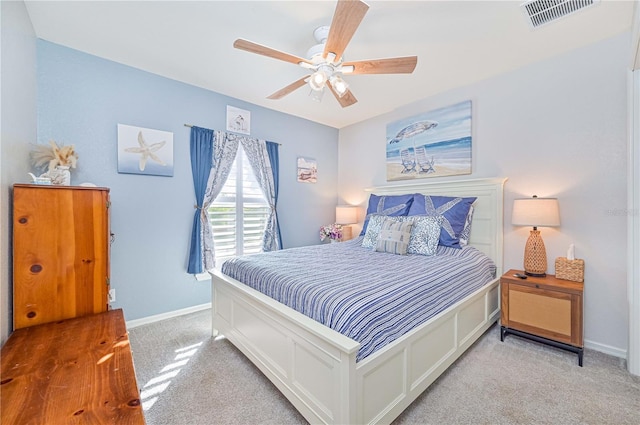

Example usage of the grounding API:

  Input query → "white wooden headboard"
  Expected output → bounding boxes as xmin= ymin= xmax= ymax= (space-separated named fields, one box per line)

xmin=365 ymin=177 xmax=507 ymax=276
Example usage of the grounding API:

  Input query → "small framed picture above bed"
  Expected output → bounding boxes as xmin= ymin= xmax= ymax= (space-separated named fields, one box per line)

xmin=386 ymin=100 xmax=472 ymax=181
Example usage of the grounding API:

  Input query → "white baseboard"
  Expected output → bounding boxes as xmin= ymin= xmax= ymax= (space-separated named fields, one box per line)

xmin=126 ymin=303 xmax=211 ymax=329
xmin=585 ymin=338 xmax=627 ymax=359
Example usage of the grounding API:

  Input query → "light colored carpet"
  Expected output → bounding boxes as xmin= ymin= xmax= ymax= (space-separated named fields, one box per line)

xmin=128 ymin=309 xmax=640 ymax=425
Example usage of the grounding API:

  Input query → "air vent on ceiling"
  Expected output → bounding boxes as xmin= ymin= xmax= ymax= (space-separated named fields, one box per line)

xmin=521 ymin=0 xmax=600 ymax=29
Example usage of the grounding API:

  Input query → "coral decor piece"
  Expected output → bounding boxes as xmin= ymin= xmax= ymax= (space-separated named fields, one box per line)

xmin=30 ymin=140 xmax=78 ymax=172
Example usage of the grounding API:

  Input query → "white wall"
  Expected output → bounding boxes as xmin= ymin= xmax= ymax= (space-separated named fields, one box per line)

xmin=338 ymin=32 xmax=630 ymax=356
xmin=0 ymin=1 xmax=37 ymax=345
xmin=627 ymin=0 xmax=640 ymax=377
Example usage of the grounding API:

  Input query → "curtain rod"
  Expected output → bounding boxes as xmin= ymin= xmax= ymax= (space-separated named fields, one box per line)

xmin=183 ymin=124 xmax=281 ymax=145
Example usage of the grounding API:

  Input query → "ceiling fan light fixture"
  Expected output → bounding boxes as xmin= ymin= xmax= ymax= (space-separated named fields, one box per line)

xmin=309 ymin=88 xmax=324 ymax=102
xmin=330 ymin=75 xmax=349 ymax=97
xmin=309 ymin=70 xmax=327 ymax=91
xmin=233 ymin=0 xmax=416 ymax=109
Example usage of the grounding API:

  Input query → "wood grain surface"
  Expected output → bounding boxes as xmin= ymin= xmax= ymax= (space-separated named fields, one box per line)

xmin=1 ymin=309 xmax=145 ymax=424
xmin=13 ymin=184 xmax=111 ymax=328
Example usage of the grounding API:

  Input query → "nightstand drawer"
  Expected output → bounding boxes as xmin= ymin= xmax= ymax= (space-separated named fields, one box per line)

xmin=508 ymin=285 xmax=572 ymax=340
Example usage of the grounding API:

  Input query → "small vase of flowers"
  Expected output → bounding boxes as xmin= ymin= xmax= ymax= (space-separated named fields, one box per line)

xmin=320 ymin=223 xmax=343 ymax=243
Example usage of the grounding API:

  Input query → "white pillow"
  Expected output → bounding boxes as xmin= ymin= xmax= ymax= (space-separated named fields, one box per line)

xmin=374 ymin=219 xmax=413 ymax=255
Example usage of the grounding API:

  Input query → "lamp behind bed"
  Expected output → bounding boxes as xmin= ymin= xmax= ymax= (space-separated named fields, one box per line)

xmin=336 ymin=205 xmax=358 ymax=241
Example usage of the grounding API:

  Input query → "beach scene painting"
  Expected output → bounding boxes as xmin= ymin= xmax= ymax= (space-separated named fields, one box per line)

xmin=297 ymin=157 xmax=317 ymax=183
xmin=386 ymin=100 xmax=472 ymax=181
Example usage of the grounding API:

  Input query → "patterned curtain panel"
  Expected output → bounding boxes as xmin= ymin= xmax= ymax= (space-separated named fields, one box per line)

xmin=241 ymin=138 xmax=282 ymax=252
xmin=188 ymin=128 xmax=240 ymax=273
xmin=202 ymin=131 xmax=241 ymax=269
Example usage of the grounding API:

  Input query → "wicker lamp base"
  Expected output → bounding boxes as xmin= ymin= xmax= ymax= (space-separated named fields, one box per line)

xmin=523 ymin=229 xmax=548 ymax=277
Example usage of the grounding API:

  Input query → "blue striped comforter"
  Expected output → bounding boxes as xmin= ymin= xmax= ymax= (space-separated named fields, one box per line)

xmin=221 ymin=237 xmax=496 ymax=362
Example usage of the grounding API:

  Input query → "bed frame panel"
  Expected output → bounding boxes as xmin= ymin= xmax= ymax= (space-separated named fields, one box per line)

xmin=211 ymin=177 xmax=506 ymax=424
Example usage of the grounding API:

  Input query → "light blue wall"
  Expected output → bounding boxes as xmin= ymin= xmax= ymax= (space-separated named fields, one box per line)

xmin=1 ymin=0 xmax=38 ymax=345
xmin=37 ymin=40 xmax=338 ymax=321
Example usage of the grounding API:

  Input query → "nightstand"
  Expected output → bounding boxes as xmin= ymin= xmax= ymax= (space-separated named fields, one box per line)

xmin=500 ymin=269 xmax=584 ymax=366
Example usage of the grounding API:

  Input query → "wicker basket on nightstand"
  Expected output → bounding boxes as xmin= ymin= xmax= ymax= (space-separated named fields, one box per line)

xmin=555 ymin=257 xmax=584 ymax=282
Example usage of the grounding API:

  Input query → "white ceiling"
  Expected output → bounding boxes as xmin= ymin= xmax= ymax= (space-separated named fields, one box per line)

xmin=24 ymin=0 xmax=634 ymax=129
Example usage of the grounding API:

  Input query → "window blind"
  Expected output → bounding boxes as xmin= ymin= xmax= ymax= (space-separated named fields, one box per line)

xmin=209 ymin=145 xmax=269 ymax=263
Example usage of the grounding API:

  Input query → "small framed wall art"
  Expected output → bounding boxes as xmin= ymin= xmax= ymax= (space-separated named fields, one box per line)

xmin=117 ymin=124 xmax=174 ymax=177
xmin=226 ymin=105 xmax=251 ymax=135
xmin=297 ymin=157 xmax=317 ymax=183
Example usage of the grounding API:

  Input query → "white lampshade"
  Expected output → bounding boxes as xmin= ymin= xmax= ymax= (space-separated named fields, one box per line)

xmin=512 ymin=196 xmax=560 ymax=228
xmin=335 ymin=205 xmax=357 ymax=225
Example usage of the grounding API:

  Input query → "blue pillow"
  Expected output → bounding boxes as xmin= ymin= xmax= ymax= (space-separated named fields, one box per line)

xmin=360 ymin=194 xmax=414 ymax=236
xmin=408 ymin=195 xmax=477 ymax=248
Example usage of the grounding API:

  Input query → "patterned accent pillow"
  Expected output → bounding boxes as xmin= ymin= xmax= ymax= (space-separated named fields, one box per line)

xmin=406 ymin=215 xmax=444 ymax=256
xmin=360 ymin=194 xmax=414 ymax=236
xmin=408 ymin=195 xmax=477 ymax=248
xmin=374 ymin=219 xmax=413 ymax=255
xmin=458 ymin=205 xmax=474 ymax=247
xmin=362 ymin=214 xmax=399 ymax=248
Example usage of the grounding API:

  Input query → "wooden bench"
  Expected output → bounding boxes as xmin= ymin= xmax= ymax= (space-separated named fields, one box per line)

xmin=1 ymin=309 xmax=145 ymax=424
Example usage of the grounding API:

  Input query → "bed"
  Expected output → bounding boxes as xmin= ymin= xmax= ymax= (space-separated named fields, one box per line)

xmin=210 ymin=177 xmax=506 ymax=424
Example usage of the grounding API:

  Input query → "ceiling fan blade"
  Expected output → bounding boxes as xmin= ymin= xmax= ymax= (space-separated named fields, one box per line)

xmin=327 ymin=81 xmax=358 ymax=108
xmin=323 ymin=0 xmax=369 ymax=61
xmin=267 ymin=76 xmax=308 ymax=100
xmin=342 ymin=56 xmax=418 ymax=75
xmin=234 ymin=39 xmax=313 ymax=66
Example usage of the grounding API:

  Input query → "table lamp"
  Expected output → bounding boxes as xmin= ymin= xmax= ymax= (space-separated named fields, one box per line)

xmin=512 ymin=195 xmax=560 ymax=277
xmin=336 ymin=205 xmax=358 ymax=241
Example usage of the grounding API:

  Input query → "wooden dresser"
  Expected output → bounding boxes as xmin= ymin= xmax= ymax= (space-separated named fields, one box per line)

xmin=0 ymin=309 xmax=145 ymax=424
xmin=12 ymin=184 xmax=111 ymax=328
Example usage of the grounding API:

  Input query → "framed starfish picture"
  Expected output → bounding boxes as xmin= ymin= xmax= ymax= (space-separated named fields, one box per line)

xmin=117 ymin=124 xmax=174 ymax=177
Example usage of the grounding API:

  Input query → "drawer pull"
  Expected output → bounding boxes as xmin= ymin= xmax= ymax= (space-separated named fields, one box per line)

xmin=536 ymin=284 xmax=540 ymax=288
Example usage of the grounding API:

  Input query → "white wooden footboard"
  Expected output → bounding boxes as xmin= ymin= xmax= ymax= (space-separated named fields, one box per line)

xmin=211 ymin=177 xmax=506 ymax=424
xmin=354 ymin=277 xmax=500 ymax=424
xmin=211 ymin=268 xmax=360 ymax=424
xmin=212 ymin=270 xmax=500 ymax=425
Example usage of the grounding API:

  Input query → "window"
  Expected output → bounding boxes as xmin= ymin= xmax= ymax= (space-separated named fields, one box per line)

xmin=208 ymin=145 xmax=269 ymax=263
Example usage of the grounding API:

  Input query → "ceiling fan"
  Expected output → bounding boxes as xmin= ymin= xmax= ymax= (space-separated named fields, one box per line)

xmin=233 ymin=0 xmax=417 ymax=108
